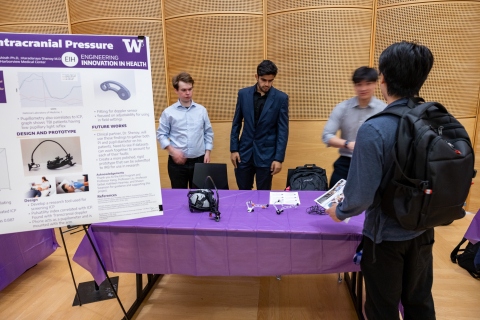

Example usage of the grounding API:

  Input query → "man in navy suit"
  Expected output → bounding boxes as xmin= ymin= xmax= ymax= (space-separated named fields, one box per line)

xmin=230 ymin=60 xmax=289 ymax=190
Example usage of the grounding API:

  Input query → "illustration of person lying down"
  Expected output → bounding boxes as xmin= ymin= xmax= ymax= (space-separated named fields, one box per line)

xmin=32 ymin=177 xmax=51 ymax=197
xmin=61 ymin=177 xmax=89 ymax=193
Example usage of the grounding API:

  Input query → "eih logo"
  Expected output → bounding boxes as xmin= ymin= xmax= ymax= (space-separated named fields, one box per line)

xmin=122 ymin=39 xmax=144 ymax=53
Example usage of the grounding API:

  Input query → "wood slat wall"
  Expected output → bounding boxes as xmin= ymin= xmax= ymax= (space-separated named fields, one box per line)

xmin=2 ymin=0 xmax=480 ymax=211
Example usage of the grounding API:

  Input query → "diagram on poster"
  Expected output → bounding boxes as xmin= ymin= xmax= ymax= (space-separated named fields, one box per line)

xmin=18 ymin=72 xmax=83 ymax=108
xmin=0 ymin=149 xmax=11 ymax=189
xmin=0 ymin=33 xmax=162 ymax=235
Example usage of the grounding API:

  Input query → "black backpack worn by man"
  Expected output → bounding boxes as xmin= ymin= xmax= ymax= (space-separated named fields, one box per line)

xmin=369 ymin=97 xmax=475 ymax=232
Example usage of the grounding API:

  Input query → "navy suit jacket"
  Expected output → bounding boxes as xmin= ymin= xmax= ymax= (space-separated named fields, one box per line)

xmin=230 ymin=84 xmax=289 ymax=167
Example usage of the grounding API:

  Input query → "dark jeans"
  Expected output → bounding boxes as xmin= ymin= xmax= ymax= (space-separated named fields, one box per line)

xmin=361 ymin=229 xmax=436 ymax=320
xmin=234 ymin=157 xmax=273 ymax=190
xmin=167 ymin=155 xmax=204 ymax=189
xmin=329 ymin=156 xmax=351 ymax=189
xmin=32 ymin=189 xmax=42 ymax=197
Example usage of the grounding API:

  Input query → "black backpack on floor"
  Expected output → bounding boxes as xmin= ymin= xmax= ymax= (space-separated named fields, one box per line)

xmin=289 ymin=164 xmax=328 ymax=191
xmin=451 ymin=237 xmax=480 ymax=279
xmin=369 ymin=98 xmax=475 ymax=231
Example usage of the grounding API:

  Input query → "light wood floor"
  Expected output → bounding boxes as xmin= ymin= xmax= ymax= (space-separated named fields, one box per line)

xmin=0 ymin=214 xmax=479 ymax=320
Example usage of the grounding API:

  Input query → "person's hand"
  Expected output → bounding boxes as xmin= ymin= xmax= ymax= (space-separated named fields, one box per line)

xmin=37 ymin=187 xmax=42 ymax=191
xmin=231 ymin=152 xmax=241 ymax=168
xmin=326 ymin=203 xmax=342 ymax=222
xmin=169 ymin=147 xmax=186 ymax=165
xmin=204 ymin=150 xmax=211 ymax=163
xmin=346 ymin=141 xmax=355 ymax=151
xmin=271 ymin=161 xmax=282 ymax=175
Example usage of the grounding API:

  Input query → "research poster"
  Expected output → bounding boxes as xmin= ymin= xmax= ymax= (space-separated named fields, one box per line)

xmin=0 ymin=33 xmax=163 ymax=235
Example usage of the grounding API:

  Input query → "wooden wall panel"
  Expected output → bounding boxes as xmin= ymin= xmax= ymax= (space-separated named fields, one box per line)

xmin=378 ymin=0 xmax=446 ymax=7
xmin=156 ymin=121 xmax=339 ymax=191
xmin=164 ymin=15 xmax=264 ymax=120
xmin=373 ymin=2 xmax=480 ymax=118
xmin=267 ymin=9 xmax=373 ymax=120
xmin=0 ymin=0 xmax=68 ymax=25
xmin=164 ymin=0 xmax=262 ymax=19
xmin=71 ymin=20 xmax=169 ymax=120
xmin=0 ymin=25 xmax=69 ymax=34
xmin=267 ymin=0 xmax=373 ymax=13
xmin=68 ymin=0 xmax=161 ymax=24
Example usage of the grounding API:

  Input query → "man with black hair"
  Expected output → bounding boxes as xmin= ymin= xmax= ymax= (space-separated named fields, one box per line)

xmin=326 ymin=42 xmax=436 ymax=320
xmin=230 ymin=60 xmax=289 ymax=190
xmin=323 ymin=67 xmax=386 ymax=188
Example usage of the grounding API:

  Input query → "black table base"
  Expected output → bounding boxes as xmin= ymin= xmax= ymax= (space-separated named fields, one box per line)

xmin=345 ymin=272 xmax=365 ymax=320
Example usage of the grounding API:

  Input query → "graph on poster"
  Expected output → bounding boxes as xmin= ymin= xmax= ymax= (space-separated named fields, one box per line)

xmin=18 ymin=72 xmax=83 ymax=108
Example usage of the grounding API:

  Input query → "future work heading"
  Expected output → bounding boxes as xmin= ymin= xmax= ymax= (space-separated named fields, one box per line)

xmin=0 ymin=38 xmax=114 ymax=50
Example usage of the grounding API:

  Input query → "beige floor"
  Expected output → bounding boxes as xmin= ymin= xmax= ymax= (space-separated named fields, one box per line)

xmin=0 ymin=214 xmax=478 ymax=320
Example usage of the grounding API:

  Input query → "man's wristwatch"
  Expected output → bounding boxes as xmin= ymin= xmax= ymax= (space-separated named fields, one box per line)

xmin=344 ymin=140 xmax=349 ymax=148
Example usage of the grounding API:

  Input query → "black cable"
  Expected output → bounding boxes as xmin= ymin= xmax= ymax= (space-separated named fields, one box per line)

xmin=307 ymin=204 xmax=327 ymax=215
xmin=30 ymin=140 xmax=68 ymax=163
xmin=203 ymin=176 xmax=219 ymax=211
xmin=203 ymin=176 xmax=221 ymax=221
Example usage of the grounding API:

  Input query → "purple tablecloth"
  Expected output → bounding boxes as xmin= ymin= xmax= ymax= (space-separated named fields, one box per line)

xmin=464 ymin=210 xmax=480 ymax=244
xmin=73 ymin=190 xmax=364 ymax=285
xmin=0 ymin=229 xmax=59 ymax=291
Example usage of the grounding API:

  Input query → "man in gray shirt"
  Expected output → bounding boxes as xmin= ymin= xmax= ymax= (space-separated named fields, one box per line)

xmin=322 ymin=67 xmax=386 ymax=188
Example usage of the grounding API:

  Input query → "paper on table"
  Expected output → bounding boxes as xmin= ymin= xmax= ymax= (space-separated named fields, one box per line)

xmin=269 ymin=192 xmax=300 ymax=205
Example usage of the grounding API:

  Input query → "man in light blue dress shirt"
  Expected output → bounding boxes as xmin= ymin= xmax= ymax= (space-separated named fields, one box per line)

xmin=157 ymin=72 xmax=214 ymax=189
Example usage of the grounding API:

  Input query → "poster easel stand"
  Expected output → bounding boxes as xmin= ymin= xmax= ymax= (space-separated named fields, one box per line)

xmin=59 ymin=225 xmax=129 ymax=320
xmin=58 ymin=226 xmax=82 ymax=306
xmin=81 ymin=224 xmax=129 ymax=320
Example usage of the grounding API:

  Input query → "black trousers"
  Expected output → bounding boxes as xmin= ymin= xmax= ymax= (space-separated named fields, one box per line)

xmin=361 ymin=229 xmax=436 ymax=320
xmin=329 ymin=156 xmax=351 ymax=189
xmin=234 ymin=157 xmax=273 ymax=190
xmin=167 ymin=155 xmax=204 ymax=189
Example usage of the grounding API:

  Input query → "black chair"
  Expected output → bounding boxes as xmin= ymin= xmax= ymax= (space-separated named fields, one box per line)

xmin=285 ymin=168 xmax=296 ymax=189
xmin=192 ymin=163 xmax=229 ymax=190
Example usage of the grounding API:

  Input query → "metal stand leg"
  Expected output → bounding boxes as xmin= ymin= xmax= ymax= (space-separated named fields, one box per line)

xmin=337 ymin=273 xmax=342 ymax=283
xmin=58 ymin=227 xmax=82 ymax=306
xmin=82 ymin=225 xmax=129 ymax=320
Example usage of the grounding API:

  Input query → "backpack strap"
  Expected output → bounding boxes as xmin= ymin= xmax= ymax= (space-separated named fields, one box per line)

xmin=366 ymin=97 xmax=425 ymax=122
xmin=451 ymin=237 xmax=468 ymax=263
xmin=368 ymin=97 xmax=424 ymax=264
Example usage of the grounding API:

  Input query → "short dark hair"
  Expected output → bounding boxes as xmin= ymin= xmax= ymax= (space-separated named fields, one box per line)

xmin=61 ymin=184 xmax=68 ymax=193
xmin=257 ymin=60 xmax=278 ymax=77
xmin=172 ymin=72 xmax=194 ymax=90
xmin=379 ymin=41 xmax=434 ymax=98
xmin=352 ymin=67 xmax=378 ymax=83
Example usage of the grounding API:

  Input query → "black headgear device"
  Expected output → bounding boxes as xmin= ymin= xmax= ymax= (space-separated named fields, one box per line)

xmin=28 ymin=140 xmax=76 ymax=171
xmin=187 ymin=176 xmax=221 ymax=222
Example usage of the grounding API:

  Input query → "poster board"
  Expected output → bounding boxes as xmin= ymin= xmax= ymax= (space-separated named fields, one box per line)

xmin=0 ymin=33 xmax=162 ymax=235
